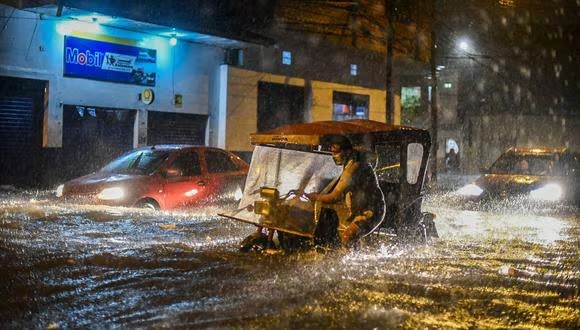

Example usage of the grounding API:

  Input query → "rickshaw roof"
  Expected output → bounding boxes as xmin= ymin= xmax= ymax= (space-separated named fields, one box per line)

xmin=250 ymin=119 xmax=430 ymax=147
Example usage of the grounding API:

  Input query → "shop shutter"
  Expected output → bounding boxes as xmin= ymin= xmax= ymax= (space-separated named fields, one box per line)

xmin=147 ymin=111 xmax=207 ymax=145
xmin=0 ymin=96 xmax=35 ymax=186
xmin=62 ymin=105 xmax=136 ymax=179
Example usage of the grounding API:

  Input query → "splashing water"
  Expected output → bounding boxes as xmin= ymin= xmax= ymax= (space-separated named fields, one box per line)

xmin=0 ymin=189 xmax=578 ymax=329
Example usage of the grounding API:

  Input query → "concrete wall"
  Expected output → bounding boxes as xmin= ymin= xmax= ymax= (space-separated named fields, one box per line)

xmin=309 ymin=80 xmax=388 ymax=124
xmin=0 ymin=4 xmax=220 ymax=147
xmin=223 ymin=67 xmax=390 ymax=152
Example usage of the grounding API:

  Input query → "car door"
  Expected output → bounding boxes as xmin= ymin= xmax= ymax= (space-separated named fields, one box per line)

xmin=563 ymin=152 xmax=580 ymax=202
xmin=161 ymin=150 xmax=213 ymax=209
xmin=201 ymin=149 xmax=248 ymax=203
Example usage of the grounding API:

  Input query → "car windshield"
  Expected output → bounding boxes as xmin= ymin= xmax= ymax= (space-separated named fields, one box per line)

xmin=100 ymin=149 xmax=170 ymax=175
xmin=489 ymin=154 xmax=560 ymax=176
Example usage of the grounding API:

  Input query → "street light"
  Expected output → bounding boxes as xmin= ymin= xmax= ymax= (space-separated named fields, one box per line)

xmin=169 ymin=35 xmax=177 ymax=46
xmin=457 ymin=38 xmax=471 ymax=53
xmin=429 ymin=35 xmax=477 ymax=182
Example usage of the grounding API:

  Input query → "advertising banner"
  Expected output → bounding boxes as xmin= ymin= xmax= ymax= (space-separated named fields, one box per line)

xmin=64 ymin=36 xmax=157 ymax=86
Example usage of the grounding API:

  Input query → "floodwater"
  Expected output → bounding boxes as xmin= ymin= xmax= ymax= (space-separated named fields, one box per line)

xmin=0 ymin=188 xmax=578 ymax=329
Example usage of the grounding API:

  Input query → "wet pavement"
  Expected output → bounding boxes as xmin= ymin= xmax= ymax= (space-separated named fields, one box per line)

xmin=0 ymin=186 xmax=579 ymax=329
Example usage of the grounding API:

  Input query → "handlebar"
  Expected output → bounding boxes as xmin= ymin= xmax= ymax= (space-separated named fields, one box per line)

xmin=280 ymin=189 xmax=310 ymax=201
xmin=250 ymin=187 xmax=312 ymax=202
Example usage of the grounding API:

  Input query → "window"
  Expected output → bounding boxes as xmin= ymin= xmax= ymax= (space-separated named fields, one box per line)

xmin=205 ymin=150 xmax=239 ymax=173
xmin=490 ymin=154 xmax=558 ymax=176
xmin=401 ymin=86 xmax=425 ymax=126
xmin=332 ymin=91 xmax=369 ymax=121
xmin=406 ymin=143 xmax=423 ymax=184
xmin=375 ymin=144 xmax=401 ymax=183
xmin=282 ymin=50 xmax=292 ymax=65
xmin=350 ymin=64 xmax=358 ymax=76
xmin=171 ymin=152 xmax=201 ymax=177
xmin=563 ymin=152 xmax=580 ymax=176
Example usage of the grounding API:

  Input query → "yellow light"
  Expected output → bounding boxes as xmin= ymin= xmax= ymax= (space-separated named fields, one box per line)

xmin=254 ymin=201 xmax=271 ymax=215
xmin=260 ymin=187 xmax=279 ymax=200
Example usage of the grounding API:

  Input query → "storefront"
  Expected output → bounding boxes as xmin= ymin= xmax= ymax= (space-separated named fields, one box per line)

xmin=0 ymin=77 xmax=45 ymax=187
xmin=0 ymin=3 xmax=398 ymax=188
xmin=0 ymin=3 xmax=224 ymax=187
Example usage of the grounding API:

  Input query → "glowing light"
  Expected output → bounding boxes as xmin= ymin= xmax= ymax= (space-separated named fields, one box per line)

xmin=56 ymin=19 xmax=103 ymax=35
xmin=514 ymin=176 xmax=534 ymax=184
xmin=185 ymin=189 xmax=198 ymax=197
xmin=234 ymin=187 xmax=243 ymax=201
xmin=56 ymin=23 xmax=72 ymax=35
xmin=429 ymin=208 xmax=568 ymax=245
xmin=98 ymin=187 xmax=125 ymax=200
xmin=74 ymin=14 xmax=114 ymax=25
xmin=55 ymin=184 xmax=64 ymax=197
xmin=529 ymin=183 xmax=563 ymax=201
xmin=168 ymin=29 xmax=178 ymax=46
xmin=456 ymin=183 xmax=483 ymax=196
xmin=457 ymin=37 xmax=472 ymax=53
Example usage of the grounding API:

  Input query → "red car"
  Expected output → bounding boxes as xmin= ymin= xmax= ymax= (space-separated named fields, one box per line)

xmin=55 ymin=145 xmax=249 ymax=210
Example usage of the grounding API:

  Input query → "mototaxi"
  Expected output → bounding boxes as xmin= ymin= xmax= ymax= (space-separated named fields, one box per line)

xmin=220 ymin=119 xmax=438 ymax=252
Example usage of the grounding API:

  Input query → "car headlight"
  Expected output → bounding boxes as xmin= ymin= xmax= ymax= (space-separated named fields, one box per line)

xmin=456 ymin=183 xmax=484 ymax=196
xmin=97 ymin=187 xmax=125 ymax=201
xmin=529 ymin=183 xmax=562 ymax=201
xmin=55 ymin=184 xmax=64 ymax=197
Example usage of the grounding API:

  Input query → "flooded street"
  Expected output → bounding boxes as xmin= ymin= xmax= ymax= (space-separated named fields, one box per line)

xmin=1 ymin=188 xmax=579 ymax=329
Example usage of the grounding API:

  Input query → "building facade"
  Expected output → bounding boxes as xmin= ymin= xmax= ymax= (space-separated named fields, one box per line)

xmin=0 ymin=2 xmax=404 ymax=188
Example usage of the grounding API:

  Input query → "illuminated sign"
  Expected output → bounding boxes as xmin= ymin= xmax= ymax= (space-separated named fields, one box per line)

xmin=141 ymin=88 xmax=154 ymax=105
xmin=64 ymin=36 xmax=157 ymax=86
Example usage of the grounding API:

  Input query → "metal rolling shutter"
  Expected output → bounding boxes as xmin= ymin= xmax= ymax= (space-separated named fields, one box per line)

xmin=62 ymin=105 xmax=136 ymax=179
xmin=0 ymin=96 xmax=35 ymax=186
xmin=147 ymin=111 xmax=207 ymax=145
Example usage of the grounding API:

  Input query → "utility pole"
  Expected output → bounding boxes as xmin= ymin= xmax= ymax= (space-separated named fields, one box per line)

xmin=429 ymin=0 xmax=438 ymax=183
xmin=385 ymin=0 xmax=395 ymax=124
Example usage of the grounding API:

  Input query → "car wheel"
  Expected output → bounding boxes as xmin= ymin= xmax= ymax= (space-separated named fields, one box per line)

xmin=136 ymin=199 xmax=159 ymax=210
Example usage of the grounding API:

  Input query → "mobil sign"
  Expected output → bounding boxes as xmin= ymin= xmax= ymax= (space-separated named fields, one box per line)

xmin=64 ymin=36 xmax=157 ymax=86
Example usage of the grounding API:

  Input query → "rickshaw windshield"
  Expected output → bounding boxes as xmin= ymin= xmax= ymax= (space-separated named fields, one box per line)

xmin=226 ymin=145 xmax=342 ymax=225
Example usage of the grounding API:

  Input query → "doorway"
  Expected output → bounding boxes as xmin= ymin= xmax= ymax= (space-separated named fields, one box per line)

xmin=0 ymin=76 xmax=46 ymax=187
xmin=62 ymin=105 xmax=136 ymax=180
xmin=257 ymin=82 xmax=305 ymax=132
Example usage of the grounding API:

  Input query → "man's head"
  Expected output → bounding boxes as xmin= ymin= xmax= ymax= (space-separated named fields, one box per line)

xmin=328 ymin=135 xmax=353 ymax=166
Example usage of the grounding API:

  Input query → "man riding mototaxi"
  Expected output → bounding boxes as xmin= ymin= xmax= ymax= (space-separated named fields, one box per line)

xmin=306 ymin=135 xmax=385 ymax=248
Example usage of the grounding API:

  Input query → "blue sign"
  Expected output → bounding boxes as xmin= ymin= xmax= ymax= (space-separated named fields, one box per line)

xmin=64 ymin=36 xmax=157 ymax=86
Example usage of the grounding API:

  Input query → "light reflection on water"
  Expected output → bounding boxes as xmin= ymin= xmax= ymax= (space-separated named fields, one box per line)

xmin=0 ymin=189 xmax=579 ymax=328
xmin=431 ymin=207 xmax=568 ymax=245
